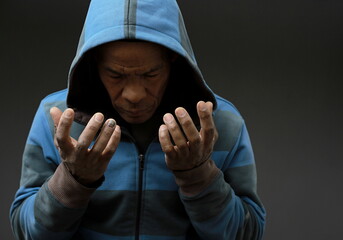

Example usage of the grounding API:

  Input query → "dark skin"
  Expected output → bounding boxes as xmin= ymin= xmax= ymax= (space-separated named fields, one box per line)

xmin=50 ymin=41 xmax=217 ymax=186
xmin=50 ymin=108 xmax=121 ymax=185
xmin=159 ymin=101 xmax=217 ymax=171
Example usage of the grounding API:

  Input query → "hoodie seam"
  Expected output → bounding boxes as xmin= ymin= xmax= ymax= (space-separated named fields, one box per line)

xmin=125 ymin=0 xmax=131 ymax=38
xmin=78 ymin=24 xmax=186 ymax=58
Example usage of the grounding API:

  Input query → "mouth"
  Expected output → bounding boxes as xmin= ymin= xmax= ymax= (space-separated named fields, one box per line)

xmin=124 ymin=110 xmax=145 ymax=117
xmin=118 ymin=107 xmax=153 ymax=118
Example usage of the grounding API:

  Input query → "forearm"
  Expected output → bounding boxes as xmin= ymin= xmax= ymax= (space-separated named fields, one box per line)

xmin=178 ymin=171 xmax=265 ymax=240
xmin=10 ymin=188 xmax=82 ymax=240
xmin=11 ymin=163 xmax=97 ymax=240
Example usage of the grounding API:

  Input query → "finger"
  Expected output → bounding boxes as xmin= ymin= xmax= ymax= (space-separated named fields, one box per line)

xmin=91 ymin=119 xmax=116 ymax=157
xmin=50 ymin=107 xmax=62 ymax=148
xmin=54 ymin=108 xmax=75 ymax=152
xmin=102 ymin=124 xmax=121 ymax=160
xmin=163 ymin=113 xmax=188 ymax=153
xmin=77 ymin=113 xmax=104 ymax=152
xmin=197 ymin=101 xmax=216 ymax=147
xmin=175 ymin=107 xmax=201 ymax=149
xmin=50 ymin=107 xmax=63 ymax=132
xmin=158 ymin=124 xmax=176 ymax=159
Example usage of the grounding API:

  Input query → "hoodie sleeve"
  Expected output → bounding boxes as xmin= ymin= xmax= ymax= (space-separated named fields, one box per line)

xmin=10 ymin=95 xmax=96 ymax=240
xmin=176 ymin=110 xmax=266 ymax=239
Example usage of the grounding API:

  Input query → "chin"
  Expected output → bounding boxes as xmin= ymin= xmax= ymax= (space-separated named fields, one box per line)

xmin=117 ymin=106 xmax=157 ymax=124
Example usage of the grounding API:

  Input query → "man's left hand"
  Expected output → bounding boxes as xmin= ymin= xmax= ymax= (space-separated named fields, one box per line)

xmin=159 ymin=101 xmax=218 ymax=171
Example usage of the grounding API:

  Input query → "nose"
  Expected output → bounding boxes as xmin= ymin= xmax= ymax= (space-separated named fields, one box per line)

xmin=121 ymin=80 xmax=147 ymax=104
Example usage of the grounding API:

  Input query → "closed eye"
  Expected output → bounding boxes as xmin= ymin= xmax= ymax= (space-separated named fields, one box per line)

xmin=144 ymin=73 xmax=158 ymax=78
xmin=110 ymin=75 xmax=122 ymax=79
xmin=104 ymin=67 xmax=124 ymax=79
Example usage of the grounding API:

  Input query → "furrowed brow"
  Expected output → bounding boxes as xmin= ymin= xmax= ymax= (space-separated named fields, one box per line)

xmin=105 ymin=67 xmax=122 ymax=75
xmin=142 ymin=64 xmax=164 ymax=75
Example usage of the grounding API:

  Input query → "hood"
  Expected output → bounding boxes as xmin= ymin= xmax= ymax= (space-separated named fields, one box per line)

xmin=67 ymin=0 xmax=217 ymax=125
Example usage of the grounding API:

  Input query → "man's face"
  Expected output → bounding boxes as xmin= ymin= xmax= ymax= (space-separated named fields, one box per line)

xmin=97 ymin=41 xmax=172 ymax=124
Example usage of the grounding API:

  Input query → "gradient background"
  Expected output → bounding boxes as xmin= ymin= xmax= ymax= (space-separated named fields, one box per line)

xmin=1 ymin=0 xmax=342 ymax=239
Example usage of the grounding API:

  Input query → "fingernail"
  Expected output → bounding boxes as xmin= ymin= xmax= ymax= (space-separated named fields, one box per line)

xmin=176 ymin=108 xmax=186 ymax=118
xmin=115 ymin=125 xmax=121 ymax=132
xmin=159 ymin=125 xmax=168 ymax=137
xmin=95 ymin=113 xmax=104 ymax=123
xmin=65 ymin=109 xmax=72 ymax=118
xmin=164 ymin=114 xmax=173 ymax=123
xmin=108 ymin=119 xmax=116 ymax=128
xmin=159 ymin=124 xmax=167 ymax=131
xmin=200 ymin=104 xmax=207 ymax=112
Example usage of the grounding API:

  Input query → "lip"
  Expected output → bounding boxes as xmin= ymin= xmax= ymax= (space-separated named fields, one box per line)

xmin=119 ymin=107 xmax=152 ymax=117
xmin=125 ymin=111 xmax=144 ymax=117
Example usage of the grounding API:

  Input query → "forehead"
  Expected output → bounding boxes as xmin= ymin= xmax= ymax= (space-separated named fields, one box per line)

xmin=97 ymin=41 xmax=168 ymax=67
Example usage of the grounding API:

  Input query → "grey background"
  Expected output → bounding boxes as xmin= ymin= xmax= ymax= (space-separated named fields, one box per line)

xmin=1 ymin=0 xmax=342 ymax=239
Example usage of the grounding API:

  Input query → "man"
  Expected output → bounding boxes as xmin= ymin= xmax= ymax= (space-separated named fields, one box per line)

xmin=10 ymin=0 xmax=266 ymax=239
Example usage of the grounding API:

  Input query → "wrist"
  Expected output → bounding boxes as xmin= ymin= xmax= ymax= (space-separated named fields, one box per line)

xmin=63 ymin=162 xmax=105 ymax=188
xmin=48 ymin=163 xmax=99 ymax=208
xmin=172 ymin=159 xmax=220 ymax=196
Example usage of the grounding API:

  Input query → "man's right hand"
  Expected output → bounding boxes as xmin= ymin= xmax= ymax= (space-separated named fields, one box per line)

xmin=50 ymin=107 xmax=121 ymax=186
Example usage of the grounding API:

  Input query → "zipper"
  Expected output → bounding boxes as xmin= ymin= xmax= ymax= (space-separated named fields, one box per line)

xmin=120 ymin=126 xmax=154 ymax=239
xmin=135 ymin=154 xmax=145 ymax=240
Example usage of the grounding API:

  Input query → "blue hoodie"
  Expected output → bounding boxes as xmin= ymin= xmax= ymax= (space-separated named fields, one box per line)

xmin=10 ymin=0 xmax=266 ymax=239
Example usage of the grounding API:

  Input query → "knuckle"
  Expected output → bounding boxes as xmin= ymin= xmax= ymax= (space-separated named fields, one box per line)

xmin=97 ymin=135 xmax=111 ymax=147
xmin=182 ymin=118 xmax=193 ymax=128
xmin=91 ymin=147 xmax=101 ymax=156
xmin=168 ymin=124 xmax=179 ymax=132
xmin=88 ymin=124 xmax=100 ymax=132
xmin=190 ymin=136 xmax=201 ymax=145
xmin=76 ymin=141 xmax=87 ymax=152
xmin=103 ymin=127 xmax=115 ymax=138
xmin=59 ymin=118 xmax=71 ymax=128
xmin=204 ymin=127 xmax=215 ymax=137
xmin=55 ymin=135 xmax=64 ymax=145
xmin=103 ymin=149 xmax=115 ymax=159
xmin=177 ymin=142 xmax=188 ymax=150
xmin=107 ymin=147 xmax=116 ymax=155
xmin=163 ymin=145 xmax=174 ymax=153
xmin=200 ymin=113 xmax=211 ymax=121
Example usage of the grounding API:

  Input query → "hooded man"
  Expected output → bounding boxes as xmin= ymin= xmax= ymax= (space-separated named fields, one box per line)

xmin=10 ymin=0 xmax=266 ymax=239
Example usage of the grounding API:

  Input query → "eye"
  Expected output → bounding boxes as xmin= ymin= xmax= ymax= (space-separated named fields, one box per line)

xmin=109 ymin=75 xmax=122 ymax=79
xmin=144 ymin=73 xmax=158 ymax=78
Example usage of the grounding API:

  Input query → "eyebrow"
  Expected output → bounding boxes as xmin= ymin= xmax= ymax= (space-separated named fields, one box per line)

xmin=143 ymin=64 xmax=164 ymax=75
xmin=105 ymin=64 xmax=164 ymax=76
xmin=105 ymin=68 xmax=122 ymax=76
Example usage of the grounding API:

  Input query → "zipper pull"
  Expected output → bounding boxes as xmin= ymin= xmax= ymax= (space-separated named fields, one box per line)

xmin=139 ymin=154 xmax=145 ymax=170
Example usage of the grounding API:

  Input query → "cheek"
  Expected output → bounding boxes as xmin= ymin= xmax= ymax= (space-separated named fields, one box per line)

xmin=150 ymin=74 xmax=170 ymax=100
xmin=102 ymin=80 xmax=122 ymax=101
xmin=155 ymin=84 xmax=168 ymax=100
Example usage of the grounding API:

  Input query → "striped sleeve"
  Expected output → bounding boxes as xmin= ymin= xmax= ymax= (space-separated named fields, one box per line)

xmin=10 ymin=97 xmax=92 ymax=240
xmin=179 ymin=109 xmax=266 ymax=239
